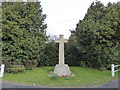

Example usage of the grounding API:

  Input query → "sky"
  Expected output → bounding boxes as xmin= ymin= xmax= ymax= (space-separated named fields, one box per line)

xmin=40 ymin=0 xmax=119 ymax=39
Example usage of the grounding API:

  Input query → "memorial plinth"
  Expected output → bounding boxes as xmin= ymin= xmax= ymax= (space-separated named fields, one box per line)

xmin=54 ymin=64 xmax=70 ymax=76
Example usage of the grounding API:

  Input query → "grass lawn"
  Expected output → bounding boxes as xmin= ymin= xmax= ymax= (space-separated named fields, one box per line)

xmin=2 ymin=67 xmax=118 ymax=87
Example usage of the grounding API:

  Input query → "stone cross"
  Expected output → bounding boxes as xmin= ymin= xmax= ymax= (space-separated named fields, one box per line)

xmin=55 ymin=35 xmax=68 ymax=65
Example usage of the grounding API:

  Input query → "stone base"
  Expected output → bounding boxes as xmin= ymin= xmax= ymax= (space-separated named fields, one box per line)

xmin=53 ymin=64 xmax=70 ymax=76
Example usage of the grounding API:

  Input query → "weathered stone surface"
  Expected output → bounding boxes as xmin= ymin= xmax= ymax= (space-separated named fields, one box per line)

xmin=54 ymin=64 xmax=70 ymax=76
xmin=54 ymin=35 xmax=71 ymax=76
xmin=55 ymin=35 xmax=68 ymax=65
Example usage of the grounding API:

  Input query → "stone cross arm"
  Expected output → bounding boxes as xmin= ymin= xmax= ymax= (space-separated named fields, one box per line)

xmin=55 ymin=35 xmax=68 ymax=43
xmin=55 ymin=39 xmax=68 ymax=43
xmin=63 ymin=39 xmax=68 ymax=43
xmin=55 ymin=40 xmax=60 ymax=43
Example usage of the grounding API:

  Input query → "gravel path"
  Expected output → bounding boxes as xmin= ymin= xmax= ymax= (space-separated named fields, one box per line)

xmin=0 ymin=78 xmax=119 ymax=88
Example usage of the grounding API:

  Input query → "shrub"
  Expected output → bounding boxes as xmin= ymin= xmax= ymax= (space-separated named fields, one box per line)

xmin=3 ymin=60 xmax=18 ymax=69
xmin=23 ymin=60 xmax=38 ymax=70
xmin=50 ymin=73 xmax=58 ymax=80
xmin=65 ymin=77 xmax=70 ymax=80
xmin=5 ymin=65 xmax=25 ymax=73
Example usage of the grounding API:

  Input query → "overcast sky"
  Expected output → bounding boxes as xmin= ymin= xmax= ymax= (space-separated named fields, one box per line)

xmin=41 ymin=0 xmax=119 ymax=39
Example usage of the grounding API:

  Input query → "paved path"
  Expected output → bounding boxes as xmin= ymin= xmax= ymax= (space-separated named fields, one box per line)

xmin=0 ymin=81 xmax=45 ymax=88
xmin=96 ymin=78 xmax=119 ymax=88
xmin=0 ymin=78 xmax=119 ymax=88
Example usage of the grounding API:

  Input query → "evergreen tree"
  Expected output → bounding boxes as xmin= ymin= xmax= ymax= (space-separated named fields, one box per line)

xmin=74 ymin=1 xmax=120 ymax=70
xmin=41 ymin=41 xmax=58 ymax=66
xmin=65 ymin=33 xmax=81 ymax=66
xmin=2 ymin=2 xmax=47 ymax=67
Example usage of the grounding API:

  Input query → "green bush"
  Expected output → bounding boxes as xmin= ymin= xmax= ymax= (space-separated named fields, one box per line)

xmin=50 ymin=73 xmax=58 ymax=80
xmin=6 ymin=65 xmax=25 ymax=73
xmin=3 ymin=60 xmax=18 ymax=69
xmin=4 ymin=61 xmax=20 ymax=73
xmin=23 ymin=60 xmax=38 ymax=70
xmin=65 ymin=77 xmax=70 ymax=80
xmin=5 ymin=68 xmax=11 ymax=73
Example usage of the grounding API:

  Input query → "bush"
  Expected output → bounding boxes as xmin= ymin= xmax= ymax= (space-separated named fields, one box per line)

xmin=23 ymin=60 xmax=38 ymax=70
xmin=5 ymin=65 xmax=25 ymax=73
xmin=3 ymin=60 xmax=18 ymax=69
xmin=3 ymin=61 xmax=20 ymax=73
xmin=50 ymin=73 xmax=58 ymax=80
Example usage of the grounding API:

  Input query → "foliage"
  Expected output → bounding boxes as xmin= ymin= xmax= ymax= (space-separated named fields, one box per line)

xmin=65 ymin=33 xmax=81 ymax=66
xmin=74 ymin=1 xmax=120 ymax=70
xmin=5 ymin=65 xmax=25 ymax=73
xmin=40 ymin=41 xmax=58 ymax=66
xmin=50 ymin=73 xmax=58 ymax=80
xmin=3 ymin=60 xmax=18 ymax=71
xmin=65 ymin=77 xmax=70 ymax=80
xmin=23 ymin=59 xmax=38 ymax=70
xmin=2 ymin=2 xmax=47 ymax=69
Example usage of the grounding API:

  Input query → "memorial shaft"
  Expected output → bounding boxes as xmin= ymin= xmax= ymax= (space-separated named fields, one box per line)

xmin=55 ymin=35 xmax=67 ymax=65
xmin=59 ymin=41 xmax=64 ymax=64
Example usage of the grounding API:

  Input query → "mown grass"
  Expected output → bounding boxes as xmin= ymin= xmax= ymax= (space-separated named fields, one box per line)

xmin=2 ymin=67 xmax=118 ymax=87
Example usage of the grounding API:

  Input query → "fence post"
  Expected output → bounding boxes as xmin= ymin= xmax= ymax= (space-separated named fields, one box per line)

xmin=111 ymin=64 xmax=115 ymax=77
xmin=0 ymin=64 xmax=5 ymax=78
